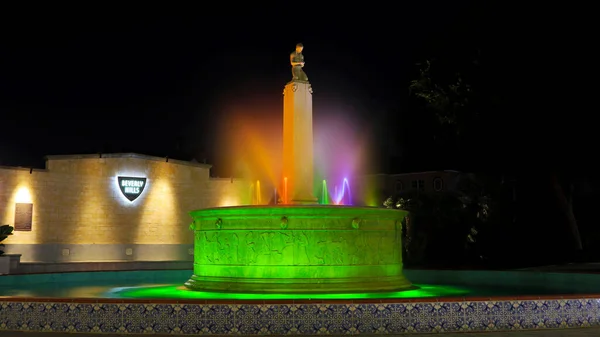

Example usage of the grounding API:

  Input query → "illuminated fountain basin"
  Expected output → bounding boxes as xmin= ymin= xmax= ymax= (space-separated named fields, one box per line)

xmin=185 ymin=205 xmax=412 ymax=293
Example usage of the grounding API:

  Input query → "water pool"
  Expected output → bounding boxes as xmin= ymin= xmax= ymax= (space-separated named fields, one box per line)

xmin=1 ymin=269 xmax=597 ymax=300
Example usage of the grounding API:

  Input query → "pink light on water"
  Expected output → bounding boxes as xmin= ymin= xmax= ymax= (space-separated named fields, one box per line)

xmin=313 ymin=104 xmax=372 ymax=205
xmin=332 ymin=178 xmax=352 ymax=205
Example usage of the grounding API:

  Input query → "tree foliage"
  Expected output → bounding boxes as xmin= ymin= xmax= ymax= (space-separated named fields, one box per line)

xmin=0 ymin=224 xmax=14 ymax=256
xmin=406 ymin=49 xmax=584 ymax=265
xmin=384 ymin=173 xmax=505 ymax=266
xmin=406 ymin=50 xmax=500 ymax=172
xmin=409 ymin=59 xmax=474 ymax=134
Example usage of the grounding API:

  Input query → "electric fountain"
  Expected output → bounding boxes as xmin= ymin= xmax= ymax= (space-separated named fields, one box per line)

xmin=184 ymin=43 xmax=412 ymax=294
xmin=2 ymin=43 xmax=600 ymax=336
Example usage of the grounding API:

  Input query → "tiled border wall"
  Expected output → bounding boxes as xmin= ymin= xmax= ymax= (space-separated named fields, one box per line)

xmin=1 ymin=297 xmax=599 ymax=334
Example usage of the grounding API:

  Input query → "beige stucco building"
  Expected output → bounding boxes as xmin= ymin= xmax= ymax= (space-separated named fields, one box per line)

xmin=0 ymin=153 xmax=250 ymax=264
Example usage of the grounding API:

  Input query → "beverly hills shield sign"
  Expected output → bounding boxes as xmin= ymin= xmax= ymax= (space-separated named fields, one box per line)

xmin=117 ymin=176 xmax=147 ymax=202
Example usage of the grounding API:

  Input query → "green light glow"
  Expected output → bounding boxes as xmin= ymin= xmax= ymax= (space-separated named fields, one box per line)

xmin=321 ymin=180 xmax=329 ymax=205
xmin=109 ymin=284 xmax=468 ymax=300
xmin=186 ymin=205 xmax=412 ymax=293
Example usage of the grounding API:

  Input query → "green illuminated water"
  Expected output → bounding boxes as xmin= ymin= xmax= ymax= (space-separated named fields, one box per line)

xmin=108 ymin=284 xmax=466 ymax=300
xmin=321 ymin=180 xmax=329 ymax=205
xmin=1 ymin=280 xmax=579 ymax=300
xmin=2 ymin=269 xmax=596 ymax=300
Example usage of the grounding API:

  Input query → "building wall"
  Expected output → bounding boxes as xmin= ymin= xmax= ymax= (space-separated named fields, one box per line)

xmin=0 ymin=154 xmax=251 ymax=263
xmin=390 ymin=170 xmax=460 ymax=195
xmin=352 ymin=171 xmax=461 ymax=206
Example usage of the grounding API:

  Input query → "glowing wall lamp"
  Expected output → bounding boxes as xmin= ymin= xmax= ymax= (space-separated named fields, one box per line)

xmin=14 ymin=186 xmax=32 ymax=204
xmin=12 ymin=186 xmax=33 ymax=231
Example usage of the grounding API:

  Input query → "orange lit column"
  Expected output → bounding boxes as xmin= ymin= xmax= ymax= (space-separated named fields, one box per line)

xmin=282 ymin=80 xmax=317 ymax=204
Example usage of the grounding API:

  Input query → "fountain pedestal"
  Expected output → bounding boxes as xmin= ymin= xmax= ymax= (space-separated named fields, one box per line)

xmin=282 ymin=80 xmax=317 ymax=204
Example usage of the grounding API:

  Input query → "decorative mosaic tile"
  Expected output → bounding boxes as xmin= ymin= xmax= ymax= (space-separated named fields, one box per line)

xmin=0 ymin=298 xmax=599 ymax=334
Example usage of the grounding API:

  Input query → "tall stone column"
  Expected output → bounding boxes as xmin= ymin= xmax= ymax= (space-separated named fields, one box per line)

xmin=282 ymin=80 xmax=317 ymax=204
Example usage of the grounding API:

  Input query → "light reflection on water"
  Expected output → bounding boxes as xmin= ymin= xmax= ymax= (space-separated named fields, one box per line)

xmin=0 ymin=281 xmax=179 ymax=298
xmin=2 ymin=282 xmax=470 ymax=300
xmin=0 ymin=279 xmax=580 ymax=300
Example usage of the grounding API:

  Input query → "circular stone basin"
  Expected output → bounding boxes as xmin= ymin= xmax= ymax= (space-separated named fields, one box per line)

xmin=185 ymin=205 xmax=412 ymax=293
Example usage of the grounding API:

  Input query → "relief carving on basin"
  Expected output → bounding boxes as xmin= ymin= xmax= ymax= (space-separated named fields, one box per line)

xmin=185 ymin=205 xmax=412 ymax=293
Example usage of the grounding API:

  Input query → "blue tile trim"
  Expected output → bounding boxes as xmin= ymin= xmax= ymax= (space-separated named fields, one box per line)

xmin=0 ymin=298 xmax=599 ymax=334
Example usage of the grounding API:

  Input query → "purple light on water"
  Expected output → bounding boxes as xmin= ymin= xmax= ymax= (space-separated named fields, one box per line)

xmin=332 ymin=178 xmax=352 ymax=205
xmin=313 ymin=112 xmax=365 ymax=205
xmin=343 ymin=178 xmax=352 ymax=205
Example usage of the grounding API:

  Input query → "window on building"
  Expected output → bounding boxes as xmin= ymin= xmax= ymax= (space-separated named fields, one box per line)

xmin=433 ymin=177 xmax=444 ymax=192
xmin=411 ymin=180 xmax=425 ymax=191
xmin=395 ymin=180 xmax=403 ymax=193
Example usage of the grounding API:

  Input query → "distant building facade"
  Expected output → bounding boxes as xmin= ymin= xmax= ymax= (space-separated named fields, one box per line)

xmin=352 ymin=170 xmax=461 ymax=206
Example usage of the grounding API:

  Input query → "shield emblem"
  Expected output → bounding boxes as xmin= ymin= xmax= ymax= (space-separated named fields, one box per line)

xmin=117 ymin=176 xmax=147 ymax=202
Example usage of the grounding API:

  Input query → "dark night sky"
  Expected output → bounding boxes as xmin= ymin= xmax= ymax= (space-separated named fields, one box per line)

xmin=0 ymin=3 xmax=573 ymax=175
